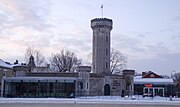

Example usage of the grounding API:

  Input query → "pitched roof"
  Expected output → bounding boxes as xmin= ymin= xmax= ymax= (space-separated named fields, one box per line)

xmin=134 ymin=76 xmax=174 ymax=85
xmin=142 ymin=71 xmax=163 ymax=78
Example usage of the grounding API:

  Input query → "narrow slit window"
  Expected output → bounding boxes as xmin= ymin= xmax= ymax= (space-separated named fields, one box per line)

xmin=106 ymin=62 xmax=108 ymax=69
xmin=106 ymin=49 xmax=108 ymax=55
xmin=106 ymin=35 xmax=108 ymax=42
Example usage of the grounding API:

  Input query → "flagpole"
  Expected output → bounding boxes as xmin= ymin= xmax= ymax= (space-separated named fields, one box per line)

xmin=101 ymin=5 xmax=103 ymax=18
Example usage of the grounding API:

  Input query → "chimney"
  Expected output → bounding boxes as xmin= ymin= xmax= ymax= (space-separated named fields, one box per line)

xmin=142 ymin=72 xmax=146 ymax=77
xmin=14 ymin=60 xmax=18 ymax=64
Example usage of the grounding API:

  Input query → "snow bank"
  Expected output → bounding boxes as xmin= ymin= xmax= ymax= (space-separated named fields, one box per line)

xmin=0 ymin=96 xmax=180 ymax=105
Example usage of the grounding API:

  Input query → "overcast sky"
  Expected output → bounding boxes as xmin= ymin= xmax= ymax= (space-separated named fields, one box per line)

xmin=0 ymin=0 xmax=180 ymax=75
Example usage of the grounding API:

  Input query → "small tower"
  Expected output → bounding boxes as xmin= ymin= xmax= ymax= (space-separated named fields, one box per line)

xmin=91 ymin=18 xmax=113 ymax=75
xmin=27 ymin=55 xmax=36 ymax=68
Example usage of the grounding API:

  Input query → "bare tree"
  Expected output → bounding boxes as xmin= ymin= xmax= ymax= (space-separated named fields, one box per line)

xmin=173 ymin=72 xmax=180 ymax=93
xmin=25 ymin=47 xmax=35 ymax=62
xmin=50 ymin=49 xmax=82 ymax=72
xmin=25 ymin=47 xmax=45 ymax=67
xmin=110 ymin=48 xmax=127 ymax=74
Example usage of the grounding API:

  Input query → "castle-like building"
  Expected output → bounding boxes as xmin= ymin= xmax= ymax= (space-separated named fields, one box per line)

xmin=1 ymin=18 xmax=135 ymax=98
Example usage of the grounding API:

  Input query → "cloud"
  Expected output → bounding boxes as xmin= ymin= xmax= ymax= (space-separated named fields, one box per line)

xmin=0 ymin=0 xmax=179 ymax=75
xmin=111 ymin=32 xmax=173 ymax=61
xmin=112 ymin=33 xmax=147 ymax=55
xmin=145 ymin=42 xmax=169 ymax=54
xmin=137 ymin=34 xmax=146 ymax=38
xmin=172 ymin=16 xmax=180 ymax=22
xmin=0 ymin=0 xmax=95 ymax=63
xmin=49 ymin=30 xmax=91 ymax=55
xmin=129 ymin=52 xmax=180 ymax=75
xmin=0 ymin=0 xmax=53 ymax=31
xmin=171 ymin=32 xmax=180 ymax=40
xmin=0 ymin=48 xmax=6 ymax=52
xmin=0 ymin=0 xmax=55 ymax=62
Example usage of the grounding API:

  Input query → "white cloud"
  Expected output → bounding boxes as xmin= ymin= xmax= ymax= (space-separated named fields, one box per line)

xmin=0 ymin=0 xmax=53 ymax=31
xmin=129 ymin=52 xmax=180 ymax=75
xmin=0 ymin=0 xmax=54 ymax=61
xmin=0 ymin=0 xmax=180 ymax=75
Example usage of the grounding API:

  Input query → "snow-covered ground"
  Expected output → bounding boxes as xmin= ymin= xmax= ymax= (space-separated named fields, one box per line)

xmin=78 ymin=95 xmax=180 ymax=101
xmin=0 ymin=96 xmax=180 ymax=105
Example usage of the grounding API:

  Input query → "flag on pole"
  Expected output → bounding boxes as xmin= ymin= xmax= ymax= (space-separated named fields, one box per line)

xmin=101 ymin=5 xmax=103 ymax=9
xmin=101 ymin=5 xmax=103 ymax=18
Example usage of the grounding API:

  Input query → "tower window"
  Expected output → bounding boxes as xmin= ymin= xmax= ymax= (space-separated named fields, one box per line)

xmin=80 ymin=82 xmax=83 ymax=89
xmin=106 ymin=62 xmax=108 ymax=69
xmin=87 ymin=82 xmax=88 ymax=89
xmin=106 ymin=49 xmax=108 ymax=55
xmin=106 ymin=35 xmax=108 ymax=42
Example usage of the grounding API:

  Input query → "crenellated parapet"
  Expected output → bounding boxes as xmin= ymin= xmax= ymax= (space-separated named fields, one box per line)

xmin=91 ymin=18 xmax=113 ymax=30
xmin=76 ymin=66 xmax=91 ymax=73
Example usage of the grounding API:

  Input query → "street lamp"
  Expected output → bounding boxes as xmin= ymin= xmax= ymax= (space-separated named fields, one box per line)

xmin=171 ymin=70 xmax=176 ymax=96
xmin=171 ymin=70 xmax=176 ymax=79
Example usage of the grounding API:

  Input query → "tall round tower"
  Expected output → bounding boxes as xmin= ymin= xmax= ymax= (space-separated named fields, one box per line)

xmin=91 ymin=18 xmax=113 ymax=75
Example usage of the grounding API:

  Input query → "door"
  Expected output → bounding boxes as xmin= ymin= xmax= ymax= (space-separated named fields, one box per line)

xmin=104 ymin=84 xmax=110 ymax=95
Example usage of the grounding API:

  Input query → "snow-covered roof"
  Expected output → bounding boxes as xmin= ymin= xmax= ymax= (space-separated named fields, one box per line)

xmin=134 ymin=76 xmax=174 ymax=85
xmin=0 ymin=59 xmax=13 ymax=69
xmin=3 ymin=77 xmax=79 ymax=83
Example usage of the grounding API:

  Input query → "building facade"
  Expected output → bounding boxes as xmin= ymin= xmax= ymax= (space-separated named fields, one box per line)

xmin=1 ymin=18 xmax=135 ymax=98
xmin=2 ymin=66 xmax=134 ymax=98
xmin=134 ymin=71 xmax=175 ymax=97
xmin=0 ymin=59 xmax=14 ymax=95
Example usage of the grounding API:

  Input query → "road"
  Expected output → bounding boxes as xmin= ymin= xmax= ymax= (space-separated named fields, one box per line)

xmin=0 ymin=103 xmax=180 ymax=107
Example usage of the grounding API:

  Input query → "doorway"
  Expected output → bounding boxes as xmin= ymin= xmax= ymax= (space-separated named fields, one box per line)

xmin=104 ymin=84 xmax=110 ymax=95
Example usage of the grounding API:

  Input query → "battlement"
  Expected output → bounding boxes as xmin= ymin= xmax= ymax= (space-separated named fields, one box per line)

xmin=123 ymin=70 xmax=135 ymax=76
xmin=91 ymin=18 xmax=113 ymax=30
xmin=91 ymin=18 xmax=112 ymax=21
xmin=76 ymin=66 xmax=91 ymax=72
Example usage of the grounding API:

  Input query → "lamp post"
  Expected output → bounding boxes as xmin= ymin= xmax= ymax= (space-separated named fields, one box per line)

xmin=171 ymin=70 xmax=176 ymax=97
xmin=171 ymin=70 xmax=176 ymax=79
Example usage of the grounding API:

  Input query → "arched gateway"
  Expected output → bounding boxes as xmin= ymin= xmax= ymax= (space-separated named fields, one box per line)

xmin=104 ymin=84 xmax=110 ymax=95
